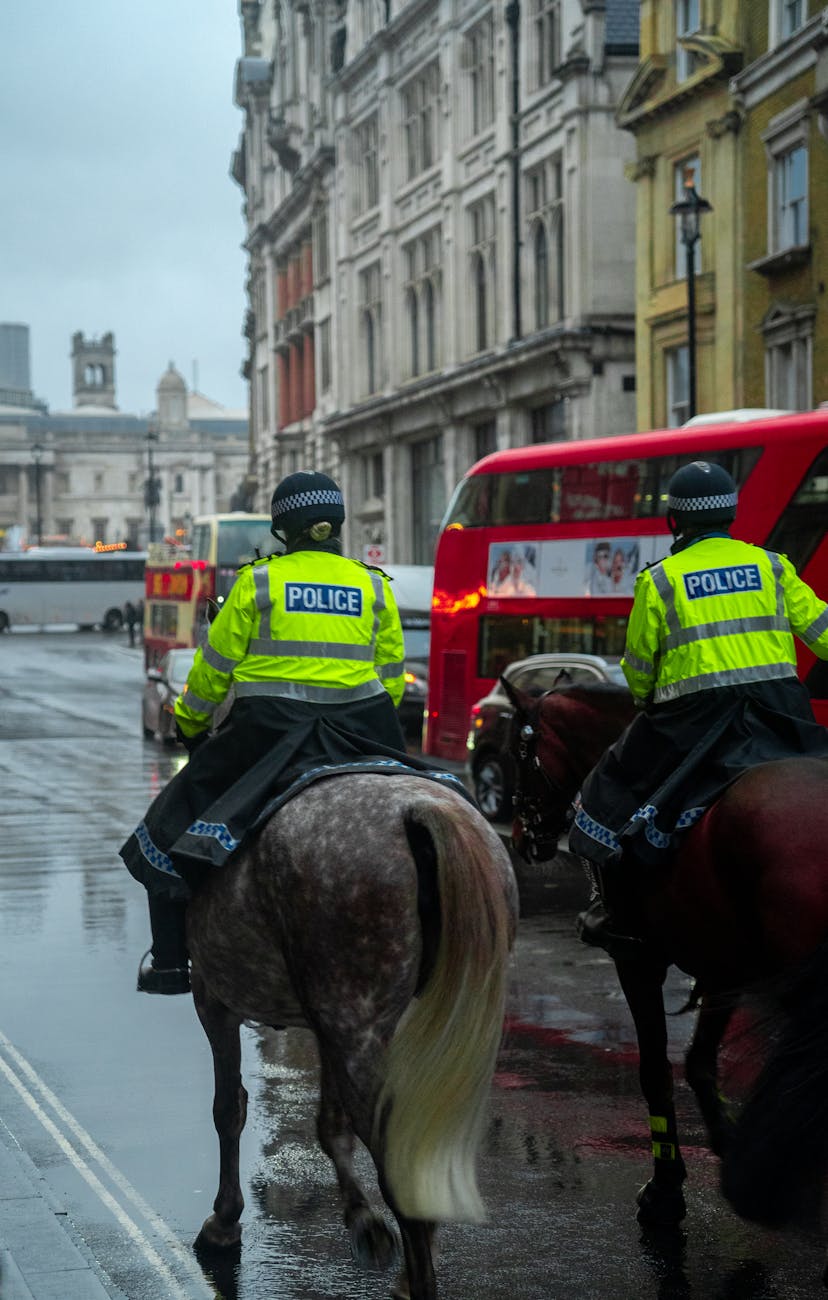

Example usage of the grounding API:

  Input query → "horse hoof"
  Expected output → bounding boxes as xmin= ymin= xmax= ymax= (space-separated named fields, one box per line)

xmin=194 ymin=1213 xmax=243 ymax=1253
xmin=636 ymin=1180 xmax=687 ymax=1228
xmin=348 ymin=1206 xmax=398 ymax=1270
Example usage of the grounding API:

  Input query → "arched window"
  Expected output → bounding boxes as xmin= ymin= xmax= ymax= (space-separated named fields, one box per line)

xmin=534 ymin=223 xmax=549 ymax=329
xmin=474 ymin=252 xmax=487 ymax=352
xmin=407 ymin=287 xmax=419 ymax=377
xmin=424 ymin=279 xmax=436 ymax=371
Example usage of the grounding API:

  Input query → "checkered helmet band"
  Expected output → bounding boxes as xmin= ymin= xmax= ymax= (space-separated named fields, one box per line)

xmin=667 ymin=490 xmax=738 ymax=512
xmin=271 ymin=487 xmax=344 ymax=519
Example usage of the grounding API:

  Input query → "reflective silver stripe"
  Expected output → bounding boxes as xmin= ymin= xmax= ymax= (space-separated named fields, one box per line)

xmin=253 ymin=564 xmax=272 ymax=617
xmin=249 ymin=638 xmax=374 ymax=660
xmin=203 ymin=642 xmax=239 ymax=673
xmin=803 ymin=604 xmax=828 ymax=645
xmin=767 ymin=552 xmax=786 ymax=618
xmin=663 ymin=614 xmax=791 ymax=651
xmin=367 ymin=571 xmax=384 ymax=653
xmin=378 ymin=659 xmax=405 ymax=680
xmin=649 ymin=564 xmax=682 ymax=639
xmin=180 ymin=688 xmax=218 ymax=715
xmin=623 ymin=649 xmax=652 ymax=674
xmin=234 ymin=678 xmax=385 ymax=703
xmin=653 ymin=661 xmax=797 ymax=702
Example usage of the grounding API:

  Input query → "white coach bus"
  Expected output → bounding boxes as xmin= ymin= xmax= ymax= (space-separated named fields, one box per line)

xmin=0 ymin=548 xmax=146 ymax=632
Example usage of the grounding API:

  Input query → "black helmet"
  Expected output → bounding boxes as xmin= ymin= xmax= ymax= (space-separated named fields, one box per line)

xmin=270 ymin=471 xmax=345 ymax=540
xmin=666 ymin=461 xmax=738 ymax=532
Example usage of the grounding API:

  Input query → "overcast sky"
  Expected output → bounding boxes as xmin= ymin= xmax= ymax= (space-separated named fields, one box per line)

xmin=1 ymin=2 xmax=249 ymax=415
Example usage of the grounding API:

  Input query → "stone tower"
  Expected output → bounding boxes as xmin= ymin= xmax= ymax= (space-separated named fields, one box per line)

xmin=156 ymin=361 xmax=188 ymax=432
xmin=71 ymin=331 xmax=117 ymax=409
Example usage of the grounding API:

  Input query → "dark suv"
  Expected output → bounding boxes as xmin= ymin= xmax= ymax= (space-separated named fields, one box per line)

xmin=466 ymin=653 xmax=627 ymax=822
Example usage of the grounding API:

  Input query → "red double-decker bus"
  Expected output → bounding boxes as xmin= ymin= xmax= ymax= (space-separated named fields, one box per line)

xmin=143 ymin=512 xmax=278 ymax=667
xmin=424 ymin=409 xmax=828 ymax=761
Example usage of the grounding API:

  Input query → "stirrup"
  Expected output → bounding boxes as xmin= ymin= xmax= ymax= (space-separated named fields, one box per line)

xmin=137 ymin=947 xmax=191 ymax=996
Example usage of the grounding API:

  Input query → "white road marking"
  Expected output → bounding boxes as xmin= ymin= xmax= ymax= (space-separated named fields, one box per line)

xmin=0 ymin=1029 xmax=215 ymax=1300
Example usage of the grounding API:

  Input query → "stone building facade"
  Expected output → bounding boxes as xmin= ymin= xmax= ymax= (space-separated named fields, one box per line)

xmin=234 ymin=0 xmax=639 ymax=563
xmin=0 ymin=331 xmax=251 ymax=551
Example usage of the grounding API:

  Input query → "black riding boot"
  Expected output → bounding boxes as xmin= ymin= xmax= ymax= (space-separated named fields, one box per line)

xmin=575 ymin=861 xmax=642 ymax=956
xmin=137 ymin=894 xmax=190 ymax=995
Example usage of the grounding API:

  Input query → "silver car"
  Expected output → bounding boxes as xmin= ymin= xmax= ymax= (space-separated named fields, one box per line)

xmin=141 ymin=649 xmax=197 ymax=745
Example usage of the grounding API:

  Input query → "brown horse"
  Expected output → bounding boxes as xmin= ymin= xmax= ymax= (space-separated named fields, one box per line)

xmin=502 ymin=676 xmax=828 ymax=1247
xmin=185 ymin=771 xmax=518 ymax=1300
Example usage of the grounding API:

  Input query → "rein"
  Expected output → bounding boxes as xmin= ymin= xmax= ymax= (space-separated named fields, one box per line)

xmin=512 ymin=706 xmax=573 ymax=863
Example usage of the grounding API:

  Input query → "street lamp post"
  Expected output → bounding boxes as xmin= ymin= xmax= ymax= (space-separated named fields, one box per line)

xmin=31 ymin=442 xmax=44 ymax=546
xmin=670 ymin=166 xmax=712 ymax=421
xmin=145 ymin=430 xmax=161 ymax=544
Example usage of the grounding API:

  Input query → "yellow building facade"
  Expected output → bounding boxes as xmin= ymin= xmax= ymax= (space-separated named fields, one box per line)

xmin=619 ymin=1 xmax=828 ymax=430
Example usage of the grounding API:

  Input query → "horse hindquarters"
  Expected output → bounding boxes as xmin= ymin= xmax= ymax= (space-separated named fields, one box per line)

xmin=721 ymin=937 xmax=828 ymax=1230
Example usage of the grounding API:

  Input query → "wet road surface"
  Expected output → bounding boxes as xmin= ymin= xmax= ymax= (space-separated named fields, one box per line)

xmin=0 ymin=630 xmax=825 ymax=1298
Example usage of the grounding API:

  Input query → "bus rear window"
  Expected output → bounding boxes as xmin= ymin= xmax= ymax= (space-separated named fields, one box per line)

xmin=765 ymin=448 xmax=828 ymax=571
xmin=443 ymin=448 xmax=761 ymax=528
xmin=478 ymin=614 xmax=630 ymax=678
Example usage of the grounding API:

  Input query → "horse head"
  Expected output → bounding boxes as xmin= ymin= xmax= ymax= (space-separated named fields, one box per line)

xmin=502 ymin=674 xmax=635 ymax=864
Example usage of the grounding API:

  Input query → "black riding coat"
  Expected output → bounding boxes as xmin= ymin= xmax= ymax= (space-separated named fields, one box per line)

xmin=569 ymin=677 xmax=828 ymax=868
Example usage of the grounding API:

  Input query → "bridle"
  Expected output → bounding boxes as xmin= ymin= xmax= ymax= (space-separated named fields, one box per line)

xmin=511 ymin=705 xmax=575 ymax=864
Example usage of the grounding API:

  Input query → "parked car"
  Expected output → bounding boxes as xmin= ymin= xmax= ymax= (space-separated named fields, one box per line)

xmin=382 ymin=566 xmax=434 ymax=746
xmin=142 ymin=648 xmax=198 ymax=745
xmin=466 ymin=653 xmax=628 ymax=823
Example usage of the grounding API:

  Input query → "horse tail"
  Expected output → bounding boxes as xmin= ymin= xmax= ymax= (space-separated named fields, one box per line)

xmin=721 ymin=938 xmax=828 ymax=1229
xmin=374 ymin=795 xmax=515 ymax=1224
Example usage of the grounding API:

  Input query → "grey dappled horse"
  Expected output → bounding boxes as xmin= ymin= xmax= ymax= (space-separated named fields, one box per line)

xmin=186 ymin=772 xmax=518 ymax=1300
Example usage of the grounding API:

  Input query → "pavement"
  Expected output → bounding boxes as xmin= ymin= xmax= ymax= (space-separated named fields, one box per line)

xmin=0 ymin=1129 xmax=117 ymax=1300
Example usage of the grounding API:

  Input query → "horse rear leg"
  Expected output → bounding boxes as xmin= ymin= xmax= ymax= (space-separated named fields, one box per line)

xmin=191 ymin=972 xmax=248 ymax=1251
xmin=317 ymin=1053 xmax=397 ymax=1271
xmin=684 ymin=994 xmax=735 ymax=1157
xmin=615 ymin=954 xmax=688 ymax=1227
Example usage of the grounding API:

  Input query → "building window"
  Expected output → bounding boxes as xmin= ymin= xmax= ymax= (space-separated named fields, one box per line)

xmin=360 ymin=262 xmax=383 ymax=396
xmin=774 ymin=144 xmax=807 ymax=250
xmin=673 ymin=155 xmax=702 ymax=278
xmin=779 ymin=0 xmax=805 ymax=39
xmin=533 ymin=223 xmax=549 ymax=329
xmin=94 ymin=472 xmax=104 ymax=492
xmin=174 ymin=473 xmax=184 ymax=493
xmin=411 ymin=435 xmax=445 ymax=564
xmin=319 ymin=318 xmax=331 ymax=392
xmin=531 ymin=401 xmax=566 ymax=442
xmin=530 ymin=0 xmax=560 ymax=90
xmin=92 ymin=517 xmax=108 ymax=542
xmin=666 ymin=346 xmax=690 ymax=427
xmin=402 ymin=63 xmax=439 ymax=182
xmin=464 ymin=16 xmax=495 ymax=137
xmin=474 ymin=420 xmax=498 ymax=460
xmin=57 ymin=518 xmax=74 ymax=538
xmin=762 ymin=303 xmax=814 ymax=410
xmin=55 ymin=472 xmax=71 ymax=494
xmin=468 ymin=196 xmax=496 ymax=354
xmin=313 ymin=206 xmax=330 ymax=284
xmin=363 ymin=451 xmax=385 ymax=499
xmin=676 ymin=0 xmax=700 ymax=81
xmin=353 ymin=115 xmax=379 ymax=216
xmin=402 ymin=227 xmax=442 ymax=379
xmin=526 ymin=158 xmax=564 ymax=325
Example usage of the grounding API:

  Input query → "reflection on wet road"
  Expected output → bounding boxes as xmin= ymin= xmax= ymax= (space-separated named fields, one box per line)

xmin=0 ymin=631 xmax=824 ymax=1298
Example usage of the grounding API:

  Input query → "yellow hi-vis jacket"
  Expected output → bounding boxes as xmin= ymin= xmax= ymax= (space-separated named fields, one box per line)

xmin=174 ymin=550 xmax=406 ymax=737
xmin=621 ymin=535 xmax=828 ymax=705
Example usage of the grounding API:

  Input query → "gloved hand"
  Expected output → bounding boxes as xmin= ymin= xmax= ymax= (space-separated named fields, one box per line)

xmin=176 ymin=722 xmax=209 ymax=755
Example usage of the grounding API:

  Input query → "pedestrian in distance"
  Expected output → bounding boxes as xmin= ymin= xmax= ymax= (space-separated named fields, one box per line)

xmin=123 ymin=600 xmax=137 ymax=648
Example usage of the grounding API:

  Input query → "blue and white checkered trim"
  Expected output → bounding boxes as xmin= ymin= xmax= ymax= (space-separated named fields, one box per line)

xmin=272 ymin=488 xmax=343 ymax=518
xmin=628 ymin=801 xmax=706 ymax=850
xmin=135 ymin=821 xmax=180 ymax=878
xmin=573 ymin=806 xmax=622 ymax=853
xmin=667 ymin=491 xmax=738 ymax=512
xmin=186 ymin=820 xmax=241 ymax=853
